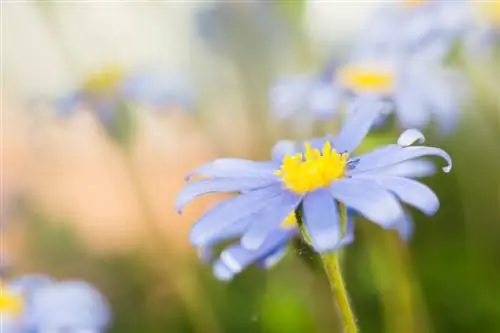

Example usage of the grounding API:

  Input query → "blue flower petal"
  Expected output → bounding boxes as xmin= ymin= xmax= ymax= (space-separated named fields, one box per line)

xmin=259 ymin=245 xmax=289 ymax=269
xmin=334 ymin=96 xmax=389 ymax=153
xmin=352 ymin=146 xmax=452 ymax=174
xmin=363 ymin=160 xmax=437 ymax=178
xmin=240 ymin=191 xmax=302 ymax=250
xmin=185 ymin=158 xmax=278 ymax=181
xmin=308 ymin=82 xmax=340 ymax=118
xmin=196 ymin=217 xmax=250 ymax=263
xmin=219 ymin=228 xmax=295 ymax=275
xmin=394 ymin=87 xmax=432 ymax=130
xmin=30 ymin=281 xmax=111 ymax=330
xmin=353 ymin=175 xmax=439 ymax=216
xmin=213 ymin=261 xmax=234 ymax=281
xmin=176 ymin=177 xmax=280 ymax=212
xmin=302 ymin=189 xmax=342 ymax=252
xmin=330 ymin=178 xmax=404 ymax=228
xmin=189 ymin=184 xmax=286 ymax=247
xmin=394 ymin=212 xmax=415 ymax=241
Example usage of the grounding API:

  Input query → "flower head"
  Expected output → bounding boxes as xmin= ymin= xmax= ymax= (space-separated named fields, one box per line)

xmin=1 ymin=275 xmax=53 ymax=333
xmin=177 ymin=104 xmax=451 ymax=280
xmin=57 ymin=66 xmax=195 ymax=117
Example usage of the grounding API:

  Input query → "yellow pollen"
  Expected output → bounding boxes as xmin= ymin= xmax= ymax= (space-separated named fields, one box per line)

xmin=83 ymin=65 xmax=125 ymax=95
xmin=0 ymin=284 xmax=24 ymax=318
xmin=274 ymin=141 xmax=348 ymax=194
xmin=338 ymin=65 xmax=395 ymax=95
xmin=281 ymin=213 xmax=297 ymax=229
xmin=477 ymin=1 xmax=500 ymax=27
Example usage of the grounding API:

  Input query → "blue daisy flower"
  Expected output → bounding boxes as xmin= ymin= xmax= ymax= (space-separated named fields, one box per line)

xmin=29 ymin=280 xmax=111 ymax=333
xmin=57 ymin=67 xmax=195 ymax=118
xmin=1 ymin=275 xmax=53 ymax=333
xmin=177 ymin=103 xmax=451 ymax=276
xmin=334 ymin=56 xmax=466 ymax=133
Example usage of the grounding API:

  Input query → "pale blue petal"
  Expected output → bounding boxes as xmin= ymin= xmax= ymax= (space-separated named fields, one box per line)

xmin=269 ymin=77 xmax=311 ymax=118
xmin=185 ymin=158 xmax=277 ymax=181
xmin=121 ymin=73 xmax=194 ymax=108
xmin=176 ymin=177 xmax=280 ymax=212
xmin=394 ymin=212 xmax=415 ymax=241
xmin=351 ymin=146 xmax=452 ymax=174
xmin=394 ymin=84 xmax=432 ymax=130
xmin=30 ymin=281 xmax=111 ymax=330
xmin=9 ymin=275 xmax=54 ymax=296
xmin=330 ymin=178 xmax=404 ymax=228
xmin=308 ymin=83 xmax=340 ymax=118
xmin=334 ymin=97 xmax=389 ymax=153
xmin=363 ymin=160 xmax=437 ymax=178
xmin=397 ymin=129 xmax=426 ymax=146
xmin=425 ymin=79 xmax=459 ymax=134
xmin=240 ymin=191 xmax=302 ymax=250
xmin=213 ymin=261 xmax=234 ymax=281
xmin=259 ymin=246 xmax=288 ymax=269
xmin=196 ymin=216 xmax=250 ymax=262
xmin=220 ymin=228 xmax=295 ymax=274
xmin=302 ymin=189 xmax=342 ymax=252
xmin=189 ymin=184 xmax=286 ymax=247
xmin=353 ymin=175 xmax=439 ymax=216
xmin=272 ymin=140 xmax=299 ymax=162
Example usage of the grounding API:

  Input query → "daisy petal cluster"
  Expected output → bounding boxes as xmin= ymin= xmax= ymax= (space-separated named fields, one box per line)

xmin=177 ymin=103 xmax=451 ymax=280
xmin=1 ymin=275 xmax=111 ymax=333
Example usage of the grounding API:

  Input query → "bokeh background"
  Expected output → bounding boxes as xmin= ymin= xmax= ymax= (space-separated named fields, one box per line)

xmin=2 ymin=1 xmax=500 ymax=332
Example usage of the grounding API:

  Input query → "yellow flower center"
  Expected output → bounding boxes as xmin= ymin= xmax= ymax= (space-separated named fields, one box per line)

xmin=477 ymin=1 xmax=500 ymax=26
xmin=0 ymin=284 xmax=24 ymax=318
xmin=274 ymin=141 xmax=348 ymax=194
xmin=83 ymin=65 xmax=125 ymax=95
xmin=338 ymin=64 xmax=395 ymax=95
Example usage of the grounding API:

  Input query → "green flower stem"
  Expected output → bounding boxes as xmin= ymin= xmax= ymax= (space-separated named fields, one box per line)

xmin=320 ymin=252 xmax=358 ymax=333
xmin=298 ymin=205 xmax=358 ymax=333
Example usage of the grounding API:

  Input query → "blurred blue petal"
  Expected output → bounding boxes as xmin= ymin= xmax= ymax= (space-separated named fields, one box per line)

xmin=334 ymin=97 xmax=388 ymax=153
xmin=29 ymin=281 xmax=111 ymax=332
xmin=121 ymin=73 xmax=195 ymax=109
xmin=186 ymin=158 xmax=278 ymax=181
xmin=220 ymin=228 xmax=296 ymax=278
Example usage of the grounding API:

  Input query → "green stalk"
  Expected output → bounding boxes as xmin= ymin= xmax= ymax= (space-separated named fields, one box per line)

xmin=298 ymin=205 xmax=358 ymax=333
